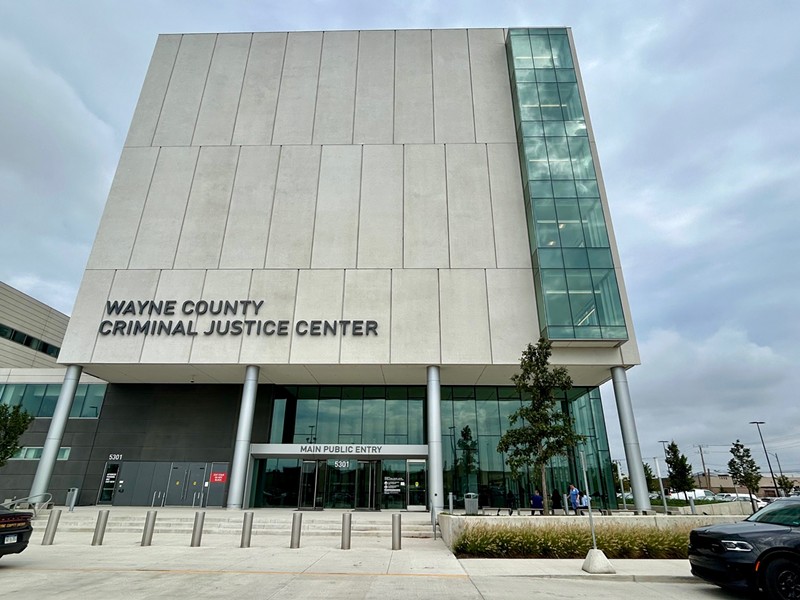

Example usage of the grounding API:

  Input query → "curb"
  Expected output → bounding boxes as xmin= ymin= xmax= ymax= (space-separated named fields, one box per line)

xmin=482 ymin=574 xmax=701 ymax=584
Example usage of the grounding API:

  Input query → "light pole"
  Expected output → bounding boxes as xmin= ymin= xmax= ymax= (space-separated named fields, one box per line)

xmin=658 ymin=440 xmax=670 ymax=458
xmin=769 ymin=452 xmax=785 ymax=478
xmin=614 ymin=459 xmax=627 ymax=510
xmin=448 ymin=426 xmax=458 ymax=496
xmin=750 ymin=421 xmax=779 ymax=498
xmin=769 ymin=452 xmax=786 ymax=496
xmin=653 ymin=456 xmax=669 ymax=515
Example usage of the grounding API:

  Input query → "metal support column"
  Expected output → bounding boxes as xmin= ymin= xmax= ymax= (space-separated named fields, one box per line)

xmin=227 ymin=365 xmax=259 ymax=509
xmin=426 ymin=366 xmax=444 ymax=516
xmin=29 ymin=364 xmax=83 ymax=502
xmin=611 ymin=366 xmax=652 ymax=513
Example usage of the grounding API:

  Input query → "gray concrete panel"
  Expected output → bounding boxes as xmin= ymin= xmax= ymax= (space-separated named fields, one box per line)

xmin=403 ymin=145 xmax=448 ymax=268
xmin=446 ymin=144 xmax=496 ymax=268
xmin=239 ymin=270 xmax=298 ymax=364
xmin=58 ymin=271 xmax=114 ymax=364
xmin=439 ymin=269 xmax=492 ymax=364
xmin=432 ymin=29 xmax=475 ymax=143
xmin=487 ymin=144 xmax=531 ymax=269
xmin=486 ymin=268 xmax=539 ymax=363
xmin=289 ymin=270 xmax=345 ymax=364
xmin=219 ymin=146 xmax=280 ymax=268
xmin=231 ymin=32 xmax=287 ymax=145
xmin=468 ymin=29 xmax=517 ymax=143
xmin=192 ymin=33 xmax=251 ymax=145
xmin=390 ymin=269 xmax=440 ymax=364
xmin=189 ymin=270 xmax=251 ymax=363
xmin=340 ymin=269 xmax=390 ymax=363
xmin=152 ymin=34 xmax=216 ymax=147
xmin=174 ymin=146 xmax=239 ymax=269
xmin=394 ymin=30 xmax=433 ymax=144
xmin=312 ymin=31 xmax=358 ymax=144
xmin=91 ymin=270 xmax=159 ymax=363
xmin=357 ymin=145 xmax=403 ymax=267
xmin=129 ymin=147 xmax=199 ymax=269
xmin=139 ymin=270 xmax=206 ymax=364
xmin=311 ymin=145 xmax=362 ymax=268
xmin=265 ymin=146 xmax=321 ymax=268
xmin=307 ymin=364 xmax=386 ymax=384
xmin=125 ymin=34 xmax=180 ymax=147
xmin=271 ymin=31 xmax=322 ymax=145
xmin=353 ymin=30 xmax=395 ymax=144
xmin=86 ymin=148 xmax=158 ymax=270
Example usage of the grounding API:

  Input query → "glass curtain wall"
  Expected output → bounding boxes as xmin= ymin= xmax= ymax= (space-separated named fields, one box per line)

xmin=507 ymin=28 xmax=627 ymax=341
xmin=255 ymin=385 xmax=615 ymax=510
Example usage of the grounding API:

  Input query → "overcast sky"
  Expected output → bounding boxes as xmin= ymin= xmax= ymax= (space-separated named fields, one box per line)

xmin=2 ymin=1 xmax=798 ymax=481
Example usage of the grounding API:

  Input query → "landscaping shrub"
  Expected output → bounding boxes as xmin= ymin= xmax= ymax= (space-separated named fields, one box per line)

xmin=453 ymin=522 xmax=692 ymax=559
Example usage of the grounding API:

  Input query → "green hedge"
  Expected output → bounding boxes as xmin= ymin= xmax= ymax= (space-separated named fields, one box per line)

xmin=453 ymin=522 xmax=692 ymax=559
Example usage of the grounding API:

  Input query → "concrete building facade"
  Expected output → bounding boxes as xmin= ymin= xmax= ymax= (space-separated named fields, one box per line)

xmin=2 ymin=28 xmax=651 ymax=513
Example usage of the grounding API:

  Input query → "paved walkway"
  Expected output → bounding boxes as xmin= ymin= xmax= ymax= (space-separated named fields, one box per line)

xmin=0 ymin=507 xmax=740 ymax=599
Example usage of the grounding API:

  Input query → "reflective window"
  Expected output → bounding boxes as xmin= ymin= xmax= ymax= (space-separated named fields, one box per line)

xmin=12 ymin=446 xmax=70 ymax=460
xmin=0 ymin=322 xmax=61 ymax=358
xmin=507 ymin=29 xmax=627 ymax=340
xmin=0 ymin=382 xmax=105 ymax=418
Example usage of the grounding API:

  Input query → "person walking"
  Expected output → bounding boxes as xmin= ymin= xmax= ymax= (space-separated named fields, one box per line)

xmin=568 ymin=484 xmax=580 ymax=515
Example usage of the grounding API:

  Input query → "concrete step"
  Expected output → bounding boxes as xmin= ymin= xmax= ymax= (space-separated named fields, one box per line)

xmin=31 ymin=509 xmax=436 ymax=538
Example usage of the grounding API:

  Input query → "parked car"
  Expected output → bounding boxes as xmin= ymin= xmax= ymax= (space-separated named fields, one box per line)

xmin=715 ymin=493 xmax=767 ymax=509
xmin=689 ymin=496 xmax=800 ymax=598
xmin=668 ymin=488 xmax=716 ymax=501
xmin=0 ymin=505 xmax=33 ymax=558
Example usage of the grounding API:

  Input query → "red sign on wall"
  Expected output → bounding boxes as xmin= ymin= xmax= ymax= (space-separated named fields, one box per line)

xmin=209 ymin=472 xmax=227 ymax=483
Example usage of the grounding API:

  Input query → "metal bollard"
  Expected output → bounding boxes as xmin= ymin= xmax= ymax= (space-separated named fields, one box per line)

xmin=190 ymin=511 xmax=205 ymax=547
xmin=240 ymin=511 xmax=254 ymax=548
xmin=391 ymin=513 xmax=401 ymax=550
xmin=341 ymin=512 xmax=351 ymax=550
xmin=91 ymin=510 xmax=110 ymax=546
xmin=448 ymin=492 xmax=454 ymax=513
xmin=141 ymin=510 xmax=157 ymax=547
xmin=41 ymin=509 xmax=61 ymax=545
xmin=290 ymin=512 xmax=302 ymax=549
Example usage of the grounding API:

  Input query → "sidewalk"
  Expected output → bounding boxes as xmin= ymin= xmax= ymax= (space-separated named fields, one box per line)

xmin=0 ymin=507 xmax=712 ymax=600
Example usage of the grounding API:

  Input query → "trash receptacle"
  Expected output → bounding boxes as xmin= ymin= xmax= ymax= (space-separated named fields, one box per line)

xmin=66 ymin=487 xmax=79 ymax=512
xmin=464 ymin=492 xmax=478 ymax=516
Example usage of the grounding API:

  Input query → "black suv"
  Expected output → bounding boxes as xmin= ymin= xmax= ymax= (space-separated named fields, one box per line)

xmin=0 ymin=505 xmax=34 ymax=558
xmin=689 ymin=496 xmax=800 ymax=598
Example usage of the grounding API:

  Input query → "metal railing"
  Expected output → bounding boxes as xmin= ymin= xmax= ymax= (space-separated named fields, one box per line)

xmin=1 ymin=493 xmax=54 ymax=518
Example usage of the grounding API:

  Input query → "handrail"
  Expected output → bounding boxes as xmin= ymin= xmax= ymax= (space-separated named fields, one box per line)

xmin=1 ymin=493 xmax=54 ymax=518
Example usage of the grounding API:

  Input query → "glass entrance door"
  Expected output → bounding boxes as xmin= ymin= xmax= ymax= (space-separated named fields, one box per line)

xmin=298 ymin=460 xmax=325 ymax=510
xmin=355 ymin=460 xmax=380 ymax=510
xmin=407 ymin=460 xmax=427 ymax=511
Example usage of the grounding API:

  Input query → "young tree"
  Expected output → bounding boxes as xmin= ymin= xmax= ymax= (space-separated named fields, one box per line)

xmin=496 ymin=338 xmax=584 ymax=514
xmin=642 ymin=461 xmax=658 ymax=493
xmin=457 ymin=426 xmax=478 ymax=475
xmin=665 ymin=441 xmax=694 ymax=500
xmin=776 ymin=474 xmax=795 ymax=497
xmin=728 ymin=440 xmax=761 ymax=511
xmin=0 ymin=404 xmax=35 ymax=468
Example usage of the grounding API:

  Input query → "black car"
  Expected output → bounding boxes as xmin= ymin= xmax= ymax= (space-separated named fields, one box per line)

xmin=0 ymin=506 xmax=33 ymax=558
xmin=689 ymin=496 xmax=800 ymax=598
